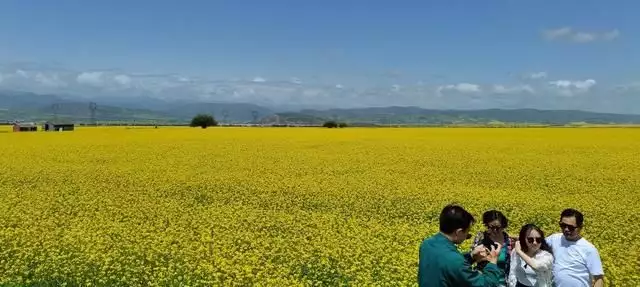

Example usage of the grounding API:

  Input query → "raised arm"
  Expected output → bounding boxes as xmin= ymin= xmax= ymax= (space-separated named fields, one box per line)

xmin=453 ymin=243 xmax=504 ymax=287
xmin=513 ymin=241 xmax=553 ymax=272
xmin=507 ymin=249 xmax=518 ymax=287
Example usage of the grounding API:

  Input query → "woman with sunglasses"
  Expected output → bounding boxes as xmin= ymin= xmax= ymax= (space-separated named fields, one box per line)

xmin=507 ymin=224 xmax=554 ymax=287
xmin=471 ymin=210 xmax=515 ymax=287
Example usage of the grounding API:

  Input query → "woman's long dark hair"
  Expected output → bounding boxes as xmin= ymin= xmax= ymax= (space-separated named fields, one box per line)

xmin=482 ymin=210 xmax=509 ymax=228
xmin=519 ymin=224 xmax=552 ymax=254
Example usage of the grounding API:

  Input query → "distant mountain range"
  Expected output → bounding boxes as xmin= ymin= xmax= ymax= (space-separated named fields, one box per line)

xmin=289 ymin=107 xmax=640 ymax=125
xmin=2 ymin=89 xmax=640 ymax=125
xmin=0 ymin=89 xmax=273 ymax=124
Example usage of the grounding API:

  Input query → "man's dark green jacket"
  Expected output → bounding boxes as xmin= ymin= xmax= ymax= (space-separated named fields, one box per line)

xmin=418 ymin=233 xmax=503 ymax=287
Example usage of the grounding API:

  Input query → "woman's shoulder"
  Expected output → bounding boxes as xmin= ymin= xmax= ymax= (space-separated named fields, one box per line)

xmin=536 ymin=249 xmax=554 ymax=259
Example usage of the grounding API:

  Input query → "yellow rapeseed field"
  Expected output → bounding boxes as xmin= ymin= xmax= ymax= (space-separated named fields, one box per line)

xmin=0 ymin=126 xmax=639 ymax=286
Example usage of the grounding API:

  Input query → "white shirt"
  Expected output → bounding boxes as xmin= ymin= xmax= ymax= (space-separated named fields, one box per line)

xmin=545 ymin=233 xmax=604 ymax=287
xmin=507 ymin=249 xmax=554 ymax=287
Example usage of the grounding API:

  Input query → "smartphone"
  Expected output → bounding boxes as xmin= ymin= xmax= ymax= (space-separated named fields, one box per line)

xmin=481 ymin=237 xmax=498 ymax=250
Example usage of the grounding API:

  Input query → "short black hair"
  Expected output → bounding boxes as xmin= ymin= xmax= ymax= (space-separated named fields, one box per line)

xmin=439 ymin=204 xmax=475 ymax=234
xmin=561 ymin=208 xmax=584 ymax=227
xmin=482 ymin=210 xmax=509 ymax=228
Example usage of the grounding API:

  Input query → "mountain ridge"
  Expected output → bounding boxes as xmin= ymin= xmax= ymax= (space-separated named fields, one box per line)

xmin=2 ymin=90 xmax=640 ymax=125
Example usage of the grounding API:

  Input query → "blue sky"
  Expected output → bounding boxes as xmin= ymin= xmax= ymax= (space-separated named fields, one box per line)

xmin=0 ymin=1 xmax=639 ymax=112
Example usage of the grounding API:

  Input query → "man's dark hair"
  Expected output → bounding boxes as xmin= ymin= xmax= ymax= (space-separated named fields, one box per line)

xmin=439 ymin=204 xmax=475 ymax=234
xmin=482 ymin=210 xmax=509 ymax=228
xmin=561 ymin=208 xmax=584 ymax=227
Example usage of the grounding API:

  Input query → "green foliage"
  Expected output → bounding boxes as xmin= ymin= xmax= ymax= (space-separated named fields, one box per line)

xmin=323 ymin=121 xmax=338 ymax=128
xmin=323 ymin=121 xmax=348 ymax=128
xmin=190 ymin=114 xmax=218 ymax=128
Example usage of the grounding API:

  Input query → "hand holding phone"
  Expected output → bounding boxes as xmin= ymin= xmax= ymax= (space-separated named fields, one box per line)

xmin=486 ymin=242 xmax=503 ymax=265
xmin=481 ymin=237 xmax=498 ymax=250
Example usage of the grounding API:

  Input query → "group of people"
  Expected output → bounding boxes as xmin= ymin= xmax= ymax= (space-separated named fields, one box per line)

xmin=418 ymin=205 xmax=604 ymax=287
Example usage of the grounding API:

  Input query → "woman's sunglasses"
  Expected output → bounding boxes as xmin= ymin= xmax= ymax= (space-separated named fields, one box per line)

xmin=526 ymin=237 xmax=542 ymax=244
xmin=487 ymin=225 xmax=503 ymax=231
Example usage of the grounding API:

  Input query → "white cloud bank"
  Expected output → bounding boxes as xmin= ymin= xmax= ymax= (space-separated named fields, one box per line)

xmin=543 ymin=27 xmax=620 ymax=43
xmin=114 ymin=75 xmax=132 ymax=86
xmin=493 ymin=84 xmax=534 ymax=94
xmin=77 ymin=72 xmax=104 ymax=86
xmin=548 ymin=79 xmax=596 ymax=96
xmin=1 ymin=62 xmax=639 ymax=114
xmin=438 ymin=83 xmax=481 ymax=94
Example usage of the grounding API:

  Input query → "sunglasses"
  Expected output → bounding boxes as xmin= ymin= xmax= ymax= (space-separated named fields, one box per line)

xmin=526 ymin=237 xmax=542 ymax=244
xmin=559 ymin=222 xmax=578 ymax=232
xmin=487 ymin=226 xmax=503 ymax=231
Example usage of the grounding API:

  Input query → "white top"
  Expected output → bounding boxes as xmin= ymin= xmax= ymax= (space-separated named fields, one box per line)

xmin=507 ymin=249 xmax=554 ymax=287
xmin=545 ymin=233 xmax=604 ymax=287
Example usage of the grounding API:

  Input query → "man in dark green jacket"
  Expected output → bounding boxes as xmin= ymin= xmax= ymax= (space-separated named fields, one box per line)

xmin=418 ymin=204 xmax=504 ymax=287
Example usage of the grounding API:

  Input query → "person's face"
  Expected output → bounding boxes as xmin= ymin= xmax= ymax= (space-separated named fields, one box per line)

xmin=486 ymin=220 xmax=504 ymax=237
xmin=525 ymin=229 xmax=543 ymax=253
xmin=453 ymin=227 xmax=472 ymax=244
xmin=560 ymin=216 xmax=581 ymax=240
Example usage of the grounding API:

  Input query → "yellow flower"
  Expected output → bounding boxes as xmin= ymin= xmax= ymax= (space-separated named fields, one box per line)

xmin=0 ymin=126 xmax=637 ymax=285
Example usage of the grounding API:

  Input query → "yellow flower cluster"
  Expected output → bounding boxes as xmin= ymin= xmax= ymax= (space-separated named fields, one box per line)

xmin=0 ymin=126 xmax=638 ymax=286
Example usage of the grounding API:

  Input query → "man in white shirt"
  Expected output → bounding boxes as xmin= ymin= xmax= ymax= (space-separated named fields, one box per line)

xmin=546 ymin=208 xmax=604 ymax=287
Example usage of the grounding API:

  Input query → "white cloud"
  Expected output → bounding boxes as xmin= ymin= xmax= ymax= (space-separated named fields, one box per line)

xmin=16 ymin=69 xmax=28 ymax=78
xmin=574 ymin=79 xmax=596 ymax=90
xmin=527 ymin=72 xmax=547 ymax=80
xmin=438 ymin=83 xmax=481 ymax=94
xmin=493 ymin=85 xmax=508 ymax=93
xmin=35 ymin=72 xmax=67 ymax=87
xmin=543 ymin=27 xmax=620 ymax=43
xmin=77 ymin=72 xmax=104 ymax=86
xmin=455 ymin=83 xmax=481 ymax=92
xmin=3 ymin=62 xmax=638 ymax=113
xmin=493 ymin=84 xmax=534 ymax=94
xmin=549 ymin=79 xmax=596 ymax=90
xmin=571 ymin=32 xmax=597 ymax=43
xmin=113 ymin=74 xmax=132 ymax=86
xmin=548 ymin=79 xmax=596 ymax=96
xmin=549 ymin=80 xmax=572 ymax=88
xmin=603 ymin=29 xmax=620 ymax=41
xmin=544 ymin=27 xmax=573 ymax=40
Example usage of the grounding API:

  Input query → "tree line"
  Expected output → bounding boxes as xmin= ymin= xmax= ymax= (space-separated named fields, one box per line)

xmin=190 ymin=114 xmax=347 ymax=128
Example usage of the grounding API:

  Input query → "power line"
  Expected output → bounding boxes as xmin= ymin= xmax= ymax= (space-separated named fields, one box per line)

xmin=89 ymin=102 xmax=97 ymax=126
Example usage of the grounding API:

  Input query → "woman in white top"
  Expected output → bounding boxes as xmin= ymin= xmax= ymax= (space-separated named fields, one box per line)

xmin=508 ymin=224 xmax=554 ymax=287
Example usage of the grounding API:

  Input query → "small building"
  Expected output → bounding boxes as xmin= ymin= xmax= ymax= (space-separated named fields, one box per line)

xmin=44 ymin=121 xmax=75 ymax=132
xmin=12 ymin=122 xmax=38 ymax=132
